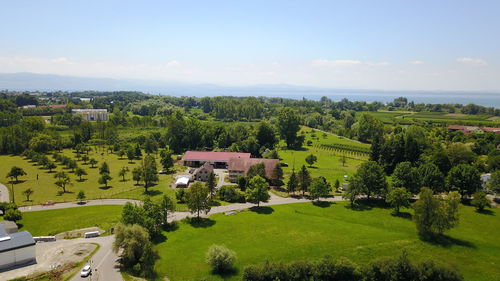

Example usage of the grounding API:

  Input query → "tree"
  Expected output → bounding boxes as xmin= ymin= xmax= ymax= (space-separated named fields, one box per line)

xmin=446 ymin=164 xmax=481 ymax=197
xmin=89 ymin=158 xmax=98 ymax=168
xmin=207 ymin=172 xmax=217 ymax=198
xmin=356 ymin=113 xmax=384 ymax=143
xmin=132 ymin=167 xmax=142 ymax=185
xmin=488 ymin=170 xmax=500 ymax=195
xmin=6 ymin=166 xmax=26 ymax=183
xmin=77 ymin=190 xmax=86 ymax=203
xmin=75 ymin=167 xmax=87 ymax=181
xmin=186 ymin=182 xmax=211 ymax=218
xmin=256 ymin=121 xmax=278 ymax=150
xmin=206 ymin=244 xmax=237 ymax=273
xmin=392 ymin=162 xmax=421 ymax=194
xmin=272 ymin=164 xmax=283 ymax=185
xmin=160 ymin=150 xmax=174 ymax=172
xmin=417 ymin=163 xmax=445 ymax=193
xmin=44 ymin=160 xmax=57 ymax=173
xmin=309 ymin=177 xmax=332 ymax=201
xmin=99 ymin=161 xmax=110 ymax=175
xmin=471 ymin=191 xmax=491 ymax=211
xmin=343 ymin=182 xmax=361 ymax=207
xmin=4 ymin=208 xmax=22 ymax=222
xmin=305 ymin=154 xmax=318 ymax=167
xmin=142 ymin=155 xmax=158 ymax=192
xmin=352 ymin=161 xmax=387 ymax=200
xmin=113 ymin=223 xmax=158 ymax=277
xmin=119 ymin=166 xmax=129 ymax=181
xmin=297 ymin=165 xmax=312 ymax=196
xmin=340 ymin=155 xmax=347 ymax=167
xmin=413 ymin=188 xmax=460 ymax=238
xmin=245 ymin=175 xmax=270 ymax=207
xmin=386 ymin=187 xmax=411 ymax=214
xmin=159 ymin=195 xmax=176 ymax=225
xmin=54 ymin=171 xmax=72 ymax=193
xmin=28 ymin=133 xmax=56 ymax=153
xmin=117 ymin=149 xmax=126 ymax=159
xmin=98 ymin=173 xmax=112 ymax=188
xmin=126 ymin=146 xmax=136 ymax=163
xmin=277 ymin=107 xmax=301 ymax=148
xmin=22 ymin=188 xmax=34 ymax=201
xmin=247 ymin=162 xmax=266 ymax=180
xmin=66 ymin=159 xmax=78 ymax=173
xmin=334 ymin=179 xmax=340 ymax=192
xmin=287 ymin=170 xmax=298 ymax=194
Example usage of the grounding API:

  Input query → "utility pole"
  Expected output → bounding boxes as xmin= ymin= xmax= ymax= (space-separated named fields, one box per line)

xmin=11 ymin=182 xmax=15 ymax=204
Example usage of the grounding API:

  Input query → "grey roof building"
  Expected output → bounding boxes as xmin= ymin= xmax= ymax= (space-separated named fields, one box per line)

xmin=0 ymin=223 xmax=36 ymax=270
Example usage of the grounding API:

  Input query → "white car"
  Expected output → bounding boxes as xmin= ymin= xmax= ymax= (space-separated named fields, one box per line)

xmin=80 ymin=265 xmax=92 ymax=277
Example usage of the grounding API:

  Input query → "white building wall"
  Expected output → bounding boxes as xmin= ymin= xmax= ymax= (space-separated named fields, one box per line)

xmin=0 ymin=245 xmax=36 ymax=269
xmin=0 ymin=251 xmax=16 ymax=269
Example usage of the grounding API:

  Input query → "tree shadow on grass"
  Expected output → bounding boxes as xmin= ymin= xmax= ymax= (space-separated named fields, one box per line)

xmin=249 ymin=206 xmax=274 ymax=214
xmin=163 ymin=222 xmax=179 ymax=232
xmin=424 ymin=234 xmax=476 ymax=249
xmin=210 ymin=267 xmax=239 ymax=280
xmin=345 ymin=203 xmax=372 ymax=211
xmin=210 ymin=201 xmax=222 ymax=207
xmin=391 ymin=211 xmax=412 ymax=220
xmin=144 ymin=189 xmax=163 ymax=196
xmin=99 ymin=185 xmax=113 ymax=190
xmin=151 ymin=233 xmax=167 ymax=244
xmin=185 ymin=217 xmax=216 ymax=228
xmin=312 ymin=201 xmax=334 ymax=208
xmin=477 ymin=209 xmax=494 ymax=215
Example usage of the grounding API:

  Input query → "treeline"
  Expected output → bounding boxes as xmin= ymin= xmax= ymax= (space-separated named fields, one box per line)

xmin=243 ymin=252 xmax=463 ymax=281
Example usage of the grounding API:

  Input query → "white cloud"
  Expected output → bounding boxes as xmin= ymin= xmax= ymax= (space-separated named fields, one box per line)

xmin=166 ymin=60 xmax=181 ymax=67
xmin=456 ymin=57 xmax=487 ymax=65
xmin=312 ymin=59 xmax=389 ymax=67
xmin=410 ymin=60 xmax=424 ymax=65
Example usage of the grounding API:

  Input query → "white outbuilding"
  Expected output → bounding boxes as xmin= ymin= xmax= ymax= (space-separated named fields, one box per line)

xmin=0 ymin=223 xmax=36 ymax=270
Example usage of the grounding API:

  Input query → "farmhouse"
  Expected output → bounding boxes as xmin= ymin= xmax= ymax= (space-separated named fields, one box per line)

xmin=72 ymin=109 xmax=109 ymax=121
xmin=182 ymin=151 xmax=251 ymax=168
xmin=228 ymin=158 xmax=280 ymax=182
xmin=0 ymin=223 xmax=36 ymax=270
xmin=191 ymin=162 xmax=214 ymax=181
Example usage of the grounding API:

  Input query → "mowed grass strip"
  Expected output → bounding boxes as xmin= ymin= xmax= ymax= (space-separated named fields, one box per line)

xmin=155 ymin=202 xmax=500 ymax=281
xmin=18 ymin=205 xmax=123 ymax=236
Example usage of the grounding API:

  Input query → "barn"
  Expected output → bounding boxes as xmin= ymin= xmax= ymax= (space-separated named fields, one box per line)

xmin=0 ymin=222 xmax=36 ymax=270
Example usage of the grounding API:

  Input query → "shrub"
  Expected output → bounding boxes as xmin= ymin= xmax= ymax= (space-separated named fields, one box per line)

xmin=4 ymin=208 xmax=22 ymax=222
xmin=176 ymin=189 xmax=186 ymax=203
xmin=217 ymin=185 xmax=245 ymax=203
xmin=471 ymin=191 xmax=491 ymax=211
xmin=206 ymin=244 xmax=237 ymax=273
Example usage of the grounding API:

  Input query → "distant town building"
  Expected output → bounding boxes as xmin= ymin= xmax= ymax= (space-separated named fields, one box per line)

xmin=72 ymin=109 xmax=108 ymax=121
xmin=448 ymin=125 xmax=500 ymax=135
xmin=0 ymin=222 xmax=36 ymax=270
xmin=182 ymin=151 xmax=251 ymax=168
xmin=228 ymin=158 xmax=280 ymax=182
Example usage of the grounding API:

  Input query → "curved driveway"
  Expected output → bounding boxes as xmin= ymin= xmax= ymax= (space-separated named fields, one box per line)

xmin=0 ymin=183 xmax=10 ymax=203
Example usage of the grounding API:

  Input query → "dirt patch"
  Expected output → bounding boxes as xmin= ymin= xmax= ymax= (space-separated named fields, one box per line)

xmin=487 ymin=116 xmax=499 ymax=121
xmin=55 ymin=227 xmax=104 ymax=239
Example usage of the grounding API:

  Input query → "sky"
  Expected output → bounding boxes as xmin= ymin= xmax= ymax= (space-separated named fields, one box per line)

xmin=1 ymin=0 xmax=499 ymax=91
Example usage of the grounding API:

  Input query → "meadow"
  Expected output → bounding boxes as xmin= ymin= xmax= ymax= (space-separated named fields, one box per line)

xmin=155 ymin=202 xmax=500 ymax=281
xmin=360 ymin=110 xmax=500 ymax=126
xmin=0 ymin=147 xmax=178 ymax=206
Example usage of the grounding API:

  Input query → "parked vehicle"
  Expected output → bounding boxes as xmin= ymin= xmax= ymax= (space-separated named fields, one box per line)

xmin=80 ymin=265 xmax=91 ymax=277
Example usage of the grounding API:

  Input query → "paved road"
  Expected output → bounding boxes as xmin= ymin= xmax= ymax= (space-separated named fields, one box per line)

xmin=69 ymin=235 xmax=122 ymax=281
xmin=0 ymin=183 xmax=10 ymax=203
xmin=214 ymin=168 xmax=230 ymax=188
xmin=19 ymin=199 xmax=141 ymax=212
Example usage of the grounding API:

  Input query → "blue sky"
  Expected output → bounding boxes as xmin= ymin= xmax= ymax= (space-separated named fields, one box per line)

xmin=1 ymin=0 xmax=499 ymax=91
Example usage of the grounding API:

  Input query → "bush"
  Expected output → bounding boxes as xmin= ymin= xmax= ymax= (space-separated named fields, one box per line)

xmin=217 ymin=185 xmax=245 ymax=203
xmin=4 ymin=208 xmax=22 ymax=222
xmin=176 ymin=189 xmax=186 ymax=203
xmin=206 ymin=244 xmax=237 ymax=273
xmin=471 ymin=191 xmax=491 ymax=211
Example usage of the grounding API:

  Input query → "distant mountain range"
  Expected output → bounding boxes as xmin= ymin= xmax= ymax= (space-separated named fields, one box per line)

xmin=1 ymin=72 xmax=499 ymax=107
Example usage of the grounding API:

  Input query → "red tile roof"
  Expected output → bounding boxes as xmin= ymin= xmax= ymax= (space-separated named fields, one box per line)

xmin=228 ymin=158 xmax=280 ymax=179
xmin=182 ymin=151 xmax=251 ymax=162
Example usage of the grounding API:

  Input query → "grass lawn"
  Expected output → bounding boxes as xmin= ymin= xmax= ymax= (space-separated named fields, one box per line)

xmin=0 ymin=147 xmax=178 ymax=206
xmin=154 ymin=202 xmax=500 ymax=281
xmin=17 ymin=205 xmax=123 ymax=236
xmin=278 ymin=127 xmax=366 ymax=186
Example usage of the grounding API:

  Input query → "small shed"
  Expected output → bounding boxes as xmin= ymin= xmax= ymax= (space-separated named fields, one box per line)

xmin=175 ymin=176 xmax=190 ymax=188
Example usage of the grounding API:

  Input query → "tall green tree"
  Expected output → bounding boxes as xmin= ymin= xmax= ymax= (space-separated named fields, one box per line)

xmin=99 ymin=161 xmax=110 ymax=175
xmin=446 ymin=164 xmax=481 ymax=197
xmin=417 ymin=163 xmax=445 ymax=193
xmin=207 ymin=172 xmax=217 ymax=198
xmin=118 ymin=166 xmax=129 ymax=181
xmin=277 ymin=107 xmax=301 ymax=148
xmin=287 ymin=169 xmax=298 ymax=194
xmin=186 ymin=182 xmax=211 ymax=218
xmin=392 ymin=162 xmax=421 ymax=194
xmin=75 ymin=167 xmax=87 ymax=181
xmin=245 ymin=175 xmax=270 ymax=207
xmin=386 ymin=187 xmax=411 ymax=214
xmin=309 ymin=177 xmax=332 ymax=201
xmin=353 ymin=161 xmax=387 ymax=200
xmin=247 ymin=162 xmax=266 ymax=179
xmin=305 ymin=154 xmax=318 ymax=167
xmin=6 ymin=166 xmax=26 ymax=183
xmin=142 ymin=154 xmax=158 ymax=192
xmin=54 ymin=171 xmax=72 ymax=193
xmin=98 ymin=173 xmax=112 ymax=188
xmin=132 ymin=167 xmax=142 ymax=185
xmin=297 ymin=165 xmax=311 ymax=195
xmin=160 ymin=150 xmax=174 ymax=172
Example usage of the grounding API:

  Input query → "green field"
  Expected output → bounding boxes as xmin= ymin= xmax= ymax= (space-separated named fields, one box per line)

xmin=360 ymin=111 xmax=500 ymax=126
xmin=0 ymin=147 xmax=178 ymax=206
xmin=155 ymin=202 xmax=499 ymax=281
xmin=278 ymin=127 xmax=367 ymax=186
xmin=18 ymin=205 xmax=123 ymax=236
